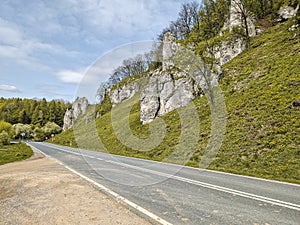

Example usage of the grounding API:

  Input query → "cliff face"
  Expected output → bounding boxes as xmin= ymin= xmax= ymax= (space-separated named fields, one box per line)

xmin=223 ymin=0 xmax=256 ymax=37
xmin=140 ymin=69 xmax=199 ymax=124
xmin=107 ymin=0 xmax=259 ymax=124
xmin=109 ymin=31 xmax=245 ymax=124
xmin=110 ymin=82 xmax=141 ymax=107
xmin=63 ymin=97 xmax=89 ymax=130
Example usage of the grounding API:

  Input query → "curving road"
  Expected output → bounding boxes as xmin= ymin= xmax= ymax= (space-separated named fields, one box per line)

xmin=29 ymin=142 xmax=300 ymax=225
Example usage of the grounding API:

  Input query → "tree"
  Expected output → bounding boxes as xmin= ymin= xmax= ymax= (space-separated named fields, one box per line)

xmin=0 ymin=131 xmax=10 ymax=145
xmin=0 ymin=121 xmax=13 ymax=145
xmin=42 ymin=122 xmax=62 ymax=137
xmin=158 ymin=1 xmax=200 ymax=40
xmin=13 ymin=123 xmax=32 ymax=139
xmin=198 ymin=0 xmax=231 ymax=40
xmin=176 ymin=1 xmax=200 ymax=38
xmin=230 ymin=0 xmax=260 ymax=48
xmin=33 ymin=127 xmax=46 ymax=142
xmin=19 ymin=110 xmax=30 ymax=124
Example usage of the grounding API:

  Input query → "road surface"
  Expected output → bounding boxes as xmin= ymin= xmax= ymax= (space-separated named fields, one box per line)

xmin=29 ymin=142 xmax=300 ymax=225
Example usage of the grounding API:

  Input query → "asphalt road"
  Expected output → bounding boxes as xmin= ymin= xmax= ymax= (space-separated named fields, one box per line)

xmin=29 ymin=142 xmax=300 ymax=225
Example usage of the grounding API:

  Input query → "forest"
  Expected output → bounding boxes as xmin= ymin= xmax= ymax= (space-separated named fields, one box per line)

xmin=0 ymin=98 xmax=71 ymax=144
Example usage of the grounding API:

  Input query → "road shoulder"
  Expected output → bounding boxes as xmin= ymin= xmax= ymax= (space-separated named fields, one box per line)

xmin=0 ymin=150 xmax=152 ymax=225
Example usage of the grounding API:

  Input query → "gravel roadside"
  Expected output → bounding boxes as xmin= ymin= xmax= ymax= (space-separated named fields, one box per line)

xmin=0 ymin=150 xmax=152 ymax=225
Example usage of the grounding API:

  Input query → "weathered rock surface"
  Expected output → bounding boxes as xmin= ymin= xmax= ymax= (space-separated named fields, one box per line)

xmin=140 ymin=70 xmax=199 ymax=124
xmin=162 ymin=32 xmax=179 ymax=70
xmin=223 ymin=0 xmax=256 ymax=37
xmin=63 ymin=97 xmax=89 ymax=130
xmin=214 ymin=37 xmax=246 ymax=66
xmin=110 ymin=82 xmax=141 ymax=107
xmin=107 ymin=0 xmax=257 ymax=124
xmin=63 ymin=109 xmax=74 ymax=131
xmin=278 ymin=5 xmax=299 ymax=20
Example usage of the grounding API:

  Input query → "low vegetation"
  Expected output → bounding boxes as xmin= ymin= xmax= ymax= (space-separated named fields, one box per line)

xmin=0 ymin=143 xmax=33 ymax=165
xmin=53 ymin=19 xmax=299 ymax=184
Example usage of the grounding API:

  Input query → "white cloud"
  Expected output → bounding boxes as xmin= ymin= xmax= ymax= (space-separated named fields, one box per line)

xmin=0 ymin=18 xmax=80 ymax=72
xmin=57 ymin=70 xmax=84 ymax=84
xmin=0 ymin=85 xmax=20 ymax=92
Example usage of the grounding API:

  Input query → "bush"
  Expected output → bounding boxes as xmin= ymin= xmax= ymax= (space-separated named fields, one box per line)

xmin=33 ymin=127 xmax=46 ymax=142
xmin=0 ymin=121 xmax=13 ymax=145
xmin=0 ymin=131 xmax=11 ymax=145
xmin=42 ymin=122 xmax=62 ymax=137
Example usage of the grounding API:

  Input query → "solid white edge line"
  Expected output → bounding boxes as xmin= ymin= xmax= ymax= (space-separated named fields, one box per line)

xmin=36 ymin=143 xmax=300 ymax=211
xmin=28 ymin=143 xmax=173 ymax=225
xmin=41 ymin=142 xmax=300 ymax=187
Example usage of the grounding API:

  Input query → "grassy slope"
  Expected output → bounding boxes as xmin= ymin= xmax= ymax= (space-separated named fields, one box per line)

xmin=53 ymin=21 xmax=300 ymax=183
xmin=0 ymin=143 xmax=33 ymax=165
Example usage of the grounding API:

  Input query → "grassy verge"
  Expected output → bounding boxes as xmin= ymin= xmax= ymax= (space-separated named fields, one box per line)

xmin=0 ymin=143 xmax=33 ymax=165
xmin=52 ymin=20 xmax=300 ymax=184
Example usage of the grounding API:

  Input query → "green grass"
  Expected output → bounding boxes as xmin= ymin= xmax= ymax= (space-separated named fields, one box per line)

xmin=52 ymin=20 xmax=300 ymax=184
xmin=0 ymin=143 xmax=33 ymax=165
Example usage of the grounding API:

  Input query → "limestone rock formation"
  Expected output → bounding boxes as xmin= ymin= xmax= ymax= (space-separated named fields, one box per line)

xmin=162 ymin=32 xmax=179 ymax=70
xmin=107 ymin=0 xmax=256 ymax=125
xmin=223 ymin=0 xmax=256 ymax=37
xmin=63 ymin=97 xmax=89 ymax=130
xmin=278 ymin=5 xmax=299 ymax=20
xmin=110 ymin=82 xmax=141 ymax=107
xmin=214 ymin=37 xmax=246 ymax=66
xmin=140 ymin=70 xmax=199 ymax=124
xmin=63 ymin=109 xmax=74 ymax=131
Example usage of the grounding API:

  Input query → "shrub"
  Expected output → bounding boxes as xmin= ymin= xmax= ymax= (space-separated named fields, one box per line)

xmin=0 ymin=131 xmax=11 ymax=145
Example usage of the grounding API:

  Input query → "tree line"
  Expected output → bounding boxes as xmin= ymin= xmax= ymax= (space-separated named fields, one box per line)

xmin=160 ymin=0 xmax=298 ymax=43
xmin=0 ymin=98 xmax=71 ymax=127
xmin=0 ymin=98 xmax=71 ymax=144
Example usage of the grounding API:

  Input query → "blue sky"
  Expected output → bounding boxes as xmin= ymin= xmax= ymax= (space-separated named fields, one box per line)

xmin=0 ymin=0 xmax=194 ymax=102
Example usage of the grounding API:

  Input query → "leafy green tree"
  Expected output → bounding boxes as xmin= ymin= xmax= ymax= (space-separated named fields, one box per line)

xmin=13 ymin=123 xmax=32 ymax=139
xmin=33 ymin=127 xmax=46 ymax=142
xmin=0 ymin=121 xmax=13 ymax=145
xmin=42 ymin=122 xmax=62 ymax=137
xmin=19 ymin=110 xmax=31 ymax=124
xmin=0 ymin=131 xmax=10 ymax=145
xmin=49 ymin=100 xmax=57 ymax=122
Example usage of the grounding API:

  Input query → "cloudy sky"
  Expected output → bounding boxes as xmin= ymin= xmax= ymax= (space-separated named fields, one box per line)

xmin=0 ymin=0 xmax=194 ymax=102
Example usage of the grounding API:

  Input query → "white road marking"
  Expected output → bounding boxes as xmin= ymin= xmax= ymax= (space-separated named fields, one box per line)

xmin=41 ymin=142 xmax=300 ymax=187
xmin=28 ymin=143 xmax=173 ymax=225
xmin=35 ymin=142 xmax=300 ymax=211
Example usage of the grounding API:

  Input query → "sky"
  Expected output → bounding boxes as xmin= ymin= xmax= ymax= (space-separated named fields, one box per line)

xmin=0 ymin=0 xmax=194 ymax=103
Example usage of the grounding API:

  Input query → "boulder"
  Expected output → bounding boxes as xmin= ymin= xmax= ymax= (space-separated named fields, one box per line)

xmin=278 ymin=5 xmax=299 ymax=20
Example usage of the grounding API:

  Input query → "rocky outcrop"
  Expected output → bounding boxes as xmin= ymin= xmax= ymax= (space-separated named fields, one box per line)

xmin=223 ymin=0 xmax=256 ymax=37
xmin=63 ymin=97 xmax=89 ymax=130
xmin=162 ymin=32 xmax=178 ymax=70
xmin=110 ymin=82 xmax=141 ymax=107
xmin=214 ymin=37 xmax=246 ymax=66
xmin=278 ymin=5 xmax=299 ymax=20
xmin=107 ymin=0 xmax=256 ymax=125
xmin=63 ymin=109 xmax=74 ymax=131
xmin=140 ymin=70 xmax=199 ymax=124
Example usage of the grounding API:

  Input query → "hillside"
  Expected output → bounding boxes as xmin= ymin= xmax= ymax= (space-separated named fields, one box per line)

xmin=52 ymin=19 xmax=299 ymax=183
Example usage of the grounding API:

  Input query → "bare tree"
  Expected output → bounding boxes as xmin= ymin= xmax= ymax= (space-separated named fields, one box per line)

xmin=158 ymin=1 xmax=200 ymax=40
xmin=231 ymin=0 xmax=256 ymax=48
